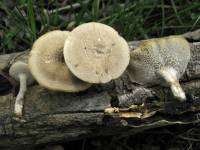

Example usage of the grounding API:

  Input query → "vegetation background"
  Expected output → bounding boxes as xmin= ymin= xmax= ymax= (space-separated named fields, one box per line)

xmin=1 ymin=0 xmax=200 ymax=54
xmin=0 ymin=0 xmax=200 ymax=149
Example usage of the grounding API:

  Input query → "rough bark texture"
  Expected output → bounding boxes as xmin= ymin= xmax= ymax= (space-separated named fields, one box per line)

xmin=0 ymin=30 xmax=200 ymax=149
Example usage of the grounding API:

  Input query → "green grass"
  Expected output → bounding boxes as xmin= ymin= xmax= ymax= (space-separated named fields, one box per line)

xmin=27 ymin=0 xmax=37 ymax=42
xmin=0 ymin=0 xmax=200 ymax=54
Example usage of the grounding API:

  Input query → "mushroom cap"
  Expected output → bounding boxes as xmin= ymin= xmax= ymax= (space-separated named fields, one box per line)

xmin=9 ymin=61 xmax=34 ymax=85
xmin=127 ymin=36 xmax=190 ymax=85
xmin=63 ymin=22 xmax=130 ymax=83
xmin=29 ymin=30 xmax=91 ymax=92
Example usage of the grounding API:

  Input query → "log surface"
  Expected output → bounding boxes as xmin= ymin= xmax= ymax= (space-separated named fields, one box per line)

xmin=0 ymin=30 xmax=200 ymax=149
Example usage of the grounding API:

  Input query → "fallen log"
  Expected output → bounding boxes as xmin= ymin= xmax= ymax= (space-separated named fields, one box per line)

xmin=0 ymin=30 xmax=200 ymax=149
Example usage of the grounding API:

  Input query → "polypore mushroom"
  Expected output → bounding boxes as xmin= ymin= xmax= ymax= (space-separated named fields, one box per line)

xmin=9 ymin=61 xmax=34 ymax=117
xmin=29 ymin=30 xmax=91 ymax=92
xmin=127 ymin=36 xmax=190 ymax=101
xmin=63 ymin=22 xmax=130 ymax=83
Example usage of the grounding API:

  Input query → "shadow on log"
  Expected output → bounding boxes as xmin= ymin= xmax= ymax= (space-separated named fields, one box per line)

xmin=0 ymin=30 xmax=199 ymax=149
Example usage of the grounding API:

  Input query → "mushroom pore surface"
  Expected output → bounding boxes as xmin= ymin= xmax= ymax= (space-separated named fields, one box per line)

xmin=127 ymin=36 xmax=190 ymax=85
xmin=64 ymin=22 xmax=130 ymax=84
xmin=29 ymin=30 xmax=91 ymax=92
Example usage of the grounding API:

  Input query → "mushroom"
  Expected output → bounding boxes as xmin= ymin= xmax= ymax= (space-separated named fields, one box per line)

xmin=9 ymin=61 xmax=34 ymax=117
xmin=29 ymin=30 xmax=91 ymax=92
xmin=127 ymin=36 xmax=190 ymax=101
xmin=63 ymin=22 xmax=130 ymax=83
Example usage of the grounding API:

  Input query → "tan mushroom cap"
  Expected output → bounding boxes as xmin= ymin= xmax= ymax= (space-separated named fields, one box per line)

xmin=29 ymin=30 xmax=91 ymax=92
xmin=64 ymin=22 xmax=130 ymax=83
xmin=9 ymin=61 xmax=34 ymax=85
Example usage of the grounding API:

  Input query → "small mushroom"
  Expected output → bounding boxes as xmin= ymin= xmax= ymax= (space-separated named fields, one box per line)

xmin=29 ymin=30 xmax=91 ymax=92
xmin=9 ymin=61 xmax=34 ymax=117
xmin=127 ymin=36 xmax=190 ymax=101
xmin=63 ymin=22 xmax=130 ymax=83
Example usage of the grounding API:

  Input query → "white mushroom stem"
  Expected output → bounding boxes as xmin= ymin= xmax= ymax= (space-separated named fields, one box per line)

xmin=158 ymin=67 xmax=186 ymax=101
xmin=170 ymin=81 xmax=186 ymax=101
xmin=15 ymin=73 xmax=27 ymax=117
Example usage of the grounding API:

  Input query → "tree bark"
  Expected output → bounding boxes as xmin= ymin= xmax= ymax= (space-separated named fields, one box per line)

xmin=0 ymin=30 xmax=200 ymax=149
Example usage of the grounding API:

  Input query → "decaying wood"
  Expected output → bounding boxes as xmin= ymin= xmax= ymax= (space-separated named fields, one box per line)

xmin=0 ymin=30 xmax=200 ymax=149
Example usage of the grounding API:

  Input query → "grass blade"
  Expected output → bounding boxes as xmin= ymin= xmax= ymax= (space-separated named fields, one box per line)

xmin=27 ymin=0 xmax=36 ymax=41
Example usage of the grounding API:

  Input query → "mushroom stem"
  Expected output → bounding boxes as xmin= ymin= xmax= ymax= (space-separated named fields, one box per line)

xmin=14 ymin=73 xmax=27 ymax=117
xmin=158 ymin=67 xmax=186 ymax=101
xmin=170 ymin=81 xmax=186 ymax=101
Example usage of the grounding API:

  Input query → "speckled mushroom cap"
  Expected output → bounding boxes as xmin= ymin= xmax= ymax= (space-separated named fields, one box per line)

xmin=29 ymin=30 xmax=91 ymax=92
xmin=63 ymin=22 xmax=130 ymax=84
xmin=9 ymin=61 xmax=34 ymax=85
xmin=127 ymin=36 xmax=191 ymax=85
